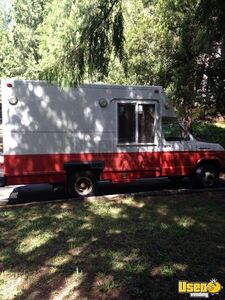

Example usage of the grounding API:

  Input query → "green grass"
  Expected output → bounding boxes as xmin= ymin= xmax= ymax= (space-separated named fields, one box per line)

xmin=0 ymin=193 xmax=225 ymax=300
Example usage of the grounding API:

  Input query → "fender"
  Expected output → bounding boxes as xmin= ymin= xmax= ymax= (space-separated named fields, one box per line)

xmin=64 ymin=160 xmax=105 ymax=179
xmin=195 ymin=157 xmax=223 ymax=171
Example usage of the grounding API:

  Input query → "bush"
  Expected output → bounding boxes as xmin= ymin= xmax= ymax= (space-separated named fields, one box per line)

xmin=192 ymin=122 xmax=225 ymax=148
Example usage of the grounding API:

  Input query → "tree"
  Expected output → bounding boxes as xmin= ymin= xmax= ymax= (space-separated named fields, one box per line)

xmin=0 ymin=1 xmax=11 ymax=78
xmin=0 ymin=0 xmax=224 ymax=117
xmin=197 ymin=0 xmax=225 ymax=115
xmin=0 ymin=0 xmax=50 ymax=79
xmin=39 ymin=0 xmax=126 ymax=86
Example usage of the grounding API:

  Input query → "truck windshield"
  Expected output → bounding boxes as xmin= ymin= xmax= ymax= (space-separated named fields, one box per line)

xmin=162 ymin=120 xmax=187 ymax=141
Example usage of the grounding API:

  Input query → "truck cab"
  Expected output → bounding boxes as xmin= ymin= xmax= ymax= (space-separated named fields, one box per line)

xmin=161 ymin=117 xmax=224 ymax=187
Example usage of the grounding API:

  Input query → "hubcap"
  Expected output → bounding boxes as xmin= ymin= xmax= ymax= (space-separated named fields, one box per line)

xmin=74 ymin=177 xmax=93 ymax=196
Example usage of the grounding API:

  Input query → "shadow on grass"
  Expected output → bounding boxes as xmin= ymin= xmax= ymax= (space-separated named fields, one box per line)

xmin=0 ymin=192 xmax=225 ymax=299
xmin=6 ymin=176 xmax=225 ymax=206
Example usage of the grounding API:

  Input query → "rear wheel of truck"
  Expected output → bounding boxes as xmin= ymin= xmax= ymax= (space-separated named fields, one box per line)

xmin=195 ymin=164 xmax=219 ymax=188
xmin=68 ymin=171 xmax=98 ymax=198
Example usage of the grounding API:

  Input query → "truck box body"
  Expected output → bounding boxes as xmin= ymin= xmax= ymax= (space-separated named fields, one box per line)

xmin=0 ymin=80 xmax=224 ymax=192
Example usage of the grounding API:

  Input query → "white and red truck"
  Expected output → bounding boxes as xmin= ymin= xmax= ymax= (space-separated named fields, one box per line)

xmin=0 ymin=79 xmax=224 ymax=196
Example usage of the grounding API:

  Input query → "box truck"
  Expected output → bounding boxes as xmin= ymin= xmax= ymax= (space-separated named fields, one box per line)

xmin=0 ymin=80 xmax=224 ymax=197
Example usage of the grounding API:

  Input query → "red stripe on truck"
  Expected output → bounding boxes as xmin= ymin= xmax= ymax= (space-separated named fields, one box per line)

xmin=3 ymin=151 xmax=225 ymax=185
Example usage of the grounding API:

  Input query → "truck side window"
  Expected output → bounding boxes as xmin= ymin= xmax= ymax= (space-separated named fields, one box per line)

xmin=118 ymin=102 xmax=155 ymax=144
xmin=118 ymin=104 xmax=135 ymax=143
xmin=162 ymin=122 xmax=182 ymax=141
xmin=138 ymin=104 xmax=155 ymax=143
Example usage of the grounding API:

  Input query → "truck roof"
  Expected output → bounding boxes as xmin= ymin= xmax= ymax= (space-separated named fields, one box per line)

xmin=6 ymin=79 xmax=163 ymax=91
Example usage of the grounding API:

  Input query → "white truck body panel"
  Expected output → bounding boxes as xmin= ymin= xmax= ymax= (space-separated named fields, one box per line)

xmin=1 ymin=80 xmax=176 ymax=155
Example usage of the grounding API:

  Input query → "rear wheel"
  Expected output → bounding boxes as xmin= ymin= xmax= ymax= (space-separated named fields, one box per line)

xmin=68 ymin=171 xmax=97 ymax=198
xmin=195 ymin=164 xmax=219 ymax=188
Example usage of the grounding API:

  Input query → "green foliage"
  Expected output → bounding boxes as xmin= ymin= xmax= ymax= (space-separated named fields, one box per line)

xmin=149 ymin=0 xmax=205 ymax=113
xmin=39 ymin=0 xmax=126 ymax=86
xmin=198 ymin=0 xmax=225 ymax=114
xmin=0 ymin=1 xmax=10 ymax=77
xmin=0 ymin=0 xmax=50 ymax=79
xmin=0 ymin=0 xmax=225 ymax=116
xmin=38 ymin=0 xmax=82 ymax=86
xmin=192 ymin=122 xmax=225 ymax=148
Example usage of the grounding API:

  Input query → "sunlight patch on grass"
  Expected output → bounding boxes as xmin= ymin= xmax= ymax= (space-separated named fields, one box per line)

xmin=1 ymin=193 xmax=225 ymax=299
xmin=0 ymin=272 xmax=26 ymax=300
xmin=47 ymin=254 xmax=71 ymax=268
xmin=174 ymin=216 xmax=195 ymax=228
xmin=128 ymin=199 xmax=145 ymax=208
xmin=173 ymin=263 xmax=188 ymax=272
xmin=89 ymin=202 xmax=123 ymax=219
xmin=156 ymin=205 xmax=169 ymax=216
xmin=51 ymin=281 xmax=80 ymax=300
xmin=55 ymin=210 xmax=74 ymax=220
xmin=50 ymin=267 xmax=85 ymax=300
xmin=0 ymin=250 xmax=9 ymax=263
xmin=68 ymin=240 xmax=96 ymax=257
xmin=111 ymin=260 xmax=126 ymax=271
xmin=17 ymin=231 xmax=55 ymax=254
xmin=79 ymin=222 xmax=93 ymax=230
xmin=124 ymin=249 xmax=140 ymax=261
xmin=151 ymin=262 xmax=188 ymax=278
xmin=0 ymin=210 xmax=17 ymax=221
xmin=125 ymin=262 xmax=147 ymax=274
xmin=162 ymin=263 xmax=188 ymax=276
xmin=215 ymin=121 xmax=225 ymax=128
xmin=159 ymin=222 xmax=169 ymax=230
xmin=107 ymin=228 xmax=122 ymax=234
xmin=109 ymin=251 xmax=126 ymax=271
xmin=94 ymin=273 xmax=120 ymax=295
xmin=59 ymin=203 xmax=74 ymax=210
xmin=160 ymin=265 xmax=176 ymax=276
xmin=123 ymin=197 xmax=144 ymax=206
xmin=67 ymin=247 xmax=83 ymax=256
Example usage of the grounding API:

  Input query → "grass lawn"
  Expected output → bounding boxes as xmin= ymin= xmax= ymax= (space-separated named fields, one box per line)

xmin=0 ymin=192 xmax=225 ymax=300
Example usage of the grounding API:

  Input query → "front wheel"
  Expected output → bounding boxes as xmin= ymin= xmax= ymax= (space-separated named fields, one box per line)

xmin=68 ymin=171 xmax=98 ymax=198
xmin=195 ymin=164 xmax=219 ymax=188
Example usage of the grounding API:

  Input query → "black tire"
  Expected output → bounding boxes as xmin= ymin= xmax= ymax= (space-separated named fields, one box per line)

xmin=68 ymin=171 xmax=98 ymax=198
xmin=195 ymin=164 xmax=219 ymax=188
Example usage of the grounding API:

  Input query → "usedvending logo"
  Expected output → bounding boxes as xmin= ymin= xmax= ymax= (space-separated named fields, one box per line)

xmin=178 ymin=279 xmax=222 ymax=298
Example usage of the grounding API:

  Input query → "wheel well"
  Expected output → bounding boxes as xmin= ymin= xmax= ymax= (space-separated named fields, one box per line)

xmin=64 ymin=161 xmax=104 ymax=181
xmin=195 ymin=159 xmax=221 ymax=173
xmin=66 ymin=168 xmax=102 ymax=181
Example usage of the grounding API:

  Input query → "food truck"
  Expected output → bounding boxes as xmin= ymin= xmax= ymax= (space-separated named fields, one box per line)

xmin=0 ymin=80 xmax=224 ymax=196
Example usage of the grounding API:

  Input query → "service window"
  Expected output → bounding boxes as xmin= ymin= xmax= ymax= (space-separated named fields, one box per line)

xmin=118 ymin=104 xmax=135 ymax=143
xmin=138 ymin=104 xmax=155 ymax=143
xmin=118 ymin=102 xmax=155 ymax=144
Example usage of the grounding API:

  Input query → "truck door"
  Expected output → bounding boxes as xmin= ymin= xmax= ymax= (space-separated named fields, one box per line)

xmin=161 ymin=118 xmax=195 ymax=176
